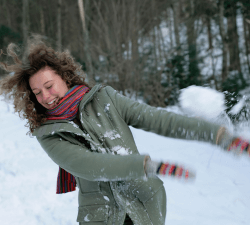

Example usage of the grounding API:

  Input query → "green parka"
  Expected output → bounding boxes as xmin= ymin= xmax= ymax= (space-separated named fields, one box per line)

xmin=33 ymin=85 xmax=221 ymax=225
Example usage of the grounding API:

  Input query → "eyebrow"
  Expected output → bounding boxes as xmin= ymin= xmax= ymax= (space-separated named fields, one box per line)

xmin=32 ymin=80 xmax=53 ymax=91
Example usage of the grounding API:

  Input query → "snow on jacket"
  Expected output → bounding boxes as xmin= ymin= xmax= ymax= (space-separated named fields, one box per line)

xmin=32 ymin=84 xmax=221 ymax=225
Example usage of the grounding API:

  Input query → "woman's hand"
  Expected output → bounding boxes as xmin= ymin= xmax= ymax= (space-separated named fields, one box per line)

xmin=227 ymin=137 xmax=250 ymax=157
xmin=144 ymin=157 xmax=196 ymax=181
xmin=217 ymin=128 xmax=250 ymax=158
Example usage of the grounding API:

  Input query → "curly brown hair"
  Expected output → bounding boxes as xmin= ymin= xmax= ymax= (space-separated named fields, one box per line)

xmin=0 ymin=42 xmax=91 ymax=134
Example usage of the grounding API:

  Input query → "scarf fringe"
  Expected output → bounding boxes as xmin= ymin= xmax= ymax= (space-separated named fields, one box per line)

xmin=56 ymin=167 xmax=76 ymax=194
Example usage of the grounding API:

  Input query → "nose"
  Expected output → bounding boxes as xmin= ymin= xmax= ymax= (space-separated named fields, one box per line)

xmin=41 ymin=89 xmax=51 ymax=102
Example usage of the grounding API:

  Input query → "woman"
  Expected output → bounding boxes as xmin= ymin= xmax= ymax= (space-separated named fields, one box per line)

xmin=0 ymin=42 xmax=249 ymax=225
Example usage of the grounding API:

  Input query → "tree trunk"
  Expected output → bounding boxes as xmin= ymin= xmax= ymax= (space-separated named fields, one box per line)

xmin=78 ymin=0 xmax=93 ymax=82
xmin=206 ymin=16 xmax=213 ymax=50
xmin=186 ymin=0 xmax=200 ymax=86
xmin=57 ymin=0 xmax=62 ymax=52
xmin=167 ymin=8 xmax=173 ymax=49
xmin=243 ymin=15 xmax=250 ymax=76
xmin=171 ymin=1 xmax=180 ymax=55
xmin=131 ymin=21 xmax=139 ymax=63
xmin=218 ymin=0 xmax=228 ymax=83
xmin=40 ymin=5 xmax=45 ymax=35
xmin=22 ymin=0 xmax=29 ymax=60
xmin=3 ymin=0 xmax=11 ymax=28
xmin=227 ymin=1 xmax=243 ymax=80
xmin=131 ymin=0 xmax=140 ymax=96
xmin=247 ymin=19 xmax=250 ymax=47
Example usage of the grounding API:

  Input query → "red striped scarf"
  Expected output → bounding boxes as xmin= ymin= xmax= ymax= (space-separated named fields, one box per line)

xmin=46 ymin=85 xmax=89 ymax=120
xmin=46 ymin=85 xmax=90 ymax=194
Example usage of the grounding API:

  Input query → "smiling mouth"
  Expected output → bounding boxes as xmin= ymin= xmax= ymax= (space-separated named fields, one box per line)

xmin=47 ymin=98 xmax=57 ymax=105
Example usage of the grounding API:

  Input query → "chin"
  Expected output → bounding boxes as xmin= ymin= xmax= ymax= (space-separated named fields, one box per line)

xmin=43 ymin=105 xmax=50 ymax=109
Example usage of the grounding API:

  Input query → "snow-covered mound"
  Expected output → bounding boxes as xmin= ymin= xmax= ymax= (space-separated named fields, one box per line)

xmin=0 ymin=93 xmax=250 ymax=225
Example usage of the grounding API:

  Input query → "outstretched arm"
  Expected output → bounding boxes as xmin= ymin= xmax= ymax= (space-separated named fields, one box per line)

xmin=105 ymin=86 xmax=221 ymax=145
xmin=37 ymin=134 xmax=147 ymax=181
xmin=105 ymin=86 xmax=250 ymax=160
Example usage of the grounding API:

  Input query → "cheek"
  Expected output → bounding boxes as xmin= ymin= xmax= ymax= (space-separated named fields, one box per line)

xmin=49 ymin=86 xmax=60 ymax=96
xmin=36 ymin=95 xmax=43 ymax=103
xmin=51 ymin=84 xmax=68 ymax=96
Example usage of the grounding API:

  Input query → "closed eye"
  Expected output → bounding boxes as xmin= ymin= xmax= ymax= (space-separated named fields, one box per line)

xmin=34 ymin=85 xmax=52 ymax=95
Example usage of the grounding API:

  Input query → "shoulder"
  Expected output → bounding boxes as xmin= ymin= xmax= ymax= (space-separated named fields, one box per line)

xmin=95 ymin=85 xmax=117 ymax=95
xmin=92 ymin=85 xmax=120 ymax=103
xmin=82 ymin=84 xmax=117 ymax=101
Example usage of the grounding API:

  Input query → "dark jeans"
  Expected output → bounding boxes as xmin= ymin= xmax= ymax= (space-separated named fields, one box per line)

xmin=123 ymin=214 xmax=134 ymax=225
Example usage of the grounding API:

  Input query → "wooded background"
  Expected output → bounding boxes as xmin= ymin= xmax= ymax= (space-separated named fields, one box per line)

xmin=1 ymin=0 xmax=250 ymax=107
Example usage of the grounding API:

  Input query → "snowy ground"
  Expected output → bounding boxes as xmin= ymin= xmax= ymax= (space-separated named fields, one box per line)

xmin=1 ymin=87 xmax=250 ymax=225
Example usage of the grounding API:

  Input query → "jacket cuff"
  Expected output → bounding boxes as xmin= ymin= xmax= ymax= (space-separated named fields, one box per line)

xmin=216 ymin=127 xmax=227 ymax=145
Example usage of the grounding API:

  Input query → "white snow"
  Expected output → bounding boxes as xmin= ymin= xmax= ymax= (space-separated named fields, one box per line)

xmin=179 ymin=85 xmax=226 ymax=119
xmin=103 ymin=130 xmax=121 ymax=140
xmin=111 ymin=146 xmax=130 ymax=155
xmin=83 ymin=215 xmax=90 ymax=222
xmin=103 ymin=196 xmax=110 ymax=201
xmin=1 ymin=85 xmax=250 ymax=225
xmin=104 ymin=103 xmax=110 ymax=112
xmin=69 ymin=121 xmax=79 ymax=128
xmin=229 ymin=98 xmax=245 ymax=115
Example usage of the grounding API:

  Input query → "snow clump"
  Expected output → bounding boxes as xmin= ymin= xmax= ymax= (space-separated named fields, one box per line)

xmin=179 ymin=85 xmax=226 ymax=120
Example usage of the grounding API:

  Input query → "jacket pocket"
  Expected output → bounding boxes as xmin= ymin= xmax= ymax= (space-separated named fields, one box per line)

xmin=132 ymin=177 xmax=163 ymax=203
xmin=77 ymin=205 xmax=110 ymax=223
xmin=78 ymin=192 xmax=109 ymax=206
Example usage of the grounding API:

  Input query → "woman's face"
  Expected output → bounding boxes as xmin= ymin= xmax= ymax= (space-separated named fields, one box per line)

xmin=29 ymin=66 xmax=69 ymax=109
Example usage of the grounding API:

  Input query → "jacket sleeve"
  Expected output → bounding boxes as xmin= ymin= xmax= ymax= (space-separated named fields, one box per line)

xmin=105 ymin=86 xmax=221 ymax=145
xmin=37 ymin=134 xmax=147 ymax=181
